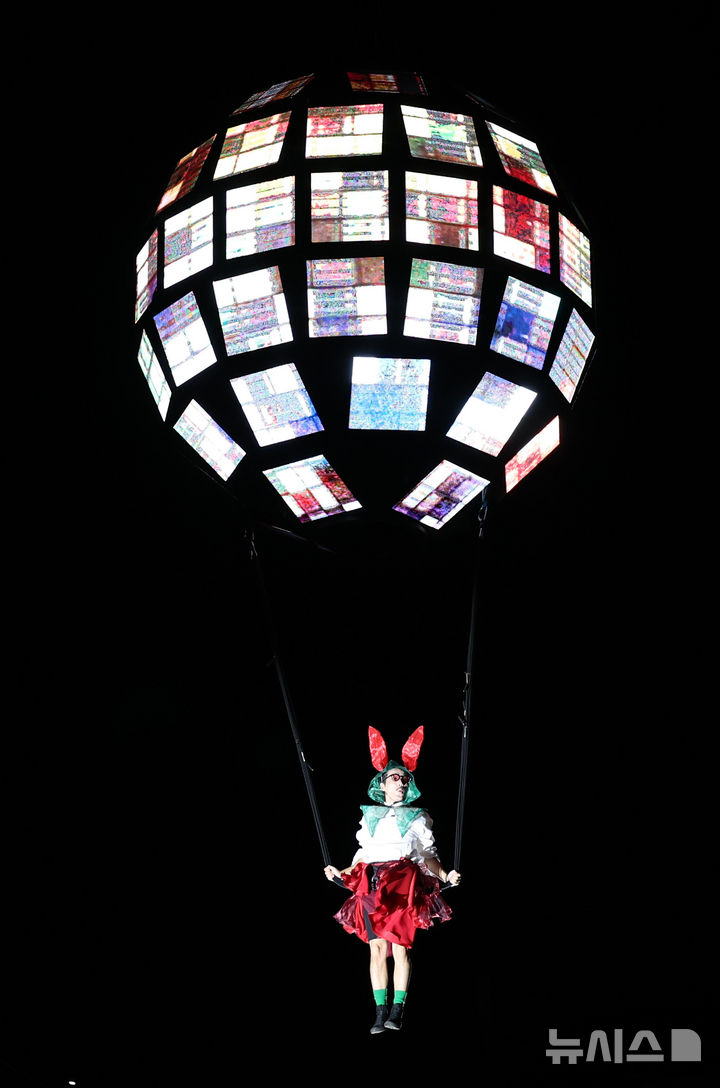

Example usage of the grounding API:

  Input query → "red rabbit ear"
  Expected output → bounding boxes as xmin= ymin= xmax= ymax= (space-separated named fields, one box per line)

xmin=368 ymin=726 xmax=388 ymax=771
xmin=401 ymin=725 xmax=424 ymax=771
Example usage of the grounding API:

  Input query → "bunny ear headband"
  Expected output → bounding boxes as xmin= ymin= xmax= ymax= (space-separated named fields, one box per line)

xmin=368 ymin=725 xmax=424 ymax=772
xmin=366 ymin=725 xmax=424 ymax=804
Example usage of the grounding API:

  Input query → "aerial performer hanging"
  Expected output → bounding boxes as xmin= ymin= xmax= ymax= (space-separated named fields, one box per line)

xmin=324 ymin=725 xmax=461 ymax=1034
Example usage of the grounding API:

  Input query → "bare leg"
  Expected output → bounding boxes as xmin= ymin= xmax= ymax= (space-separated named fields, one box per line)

xmin=391 ymin=944 xmax=412 ymax=993
xmin=369 ymin=939 xmax=391 ymax=1033
xmin=369 ymin=938 xmax=389 ymax=991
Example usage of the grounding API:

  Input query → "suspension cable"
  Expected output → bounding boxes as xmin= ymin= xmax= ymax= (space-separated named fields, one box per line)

xmin=248 ymin=526 xmax=345 ymax=887
xmin=452 ymin=485 xmax=490 ymax=877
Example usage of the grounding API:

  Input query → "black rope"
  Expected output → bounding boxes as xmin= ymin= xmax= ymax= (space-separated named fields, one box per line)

xmin=248 ymin=527 xmax=344 ymax=886
xmin=451 ymin=485 xmax=490 ymax=877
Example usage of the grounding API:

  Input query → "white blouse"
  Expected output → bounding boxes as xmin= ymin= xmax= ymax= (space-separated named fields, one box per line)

xmin=352 ymin=805 xmax=438 ymax=865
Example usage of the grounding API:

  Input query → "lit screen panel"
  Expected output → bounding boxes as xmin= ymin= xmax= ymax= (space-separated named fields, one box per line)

xmin=264 ymin=455 xmax=361 ymax=522
xmin=447 ymin=372 xmax=537 ymax=456
xmin=487 ymin=122 xmax=557 ymax=195
xmin=163 ymin=197 xmax=214 ymax=288
xmin=394 ymin=460 xmax=489 ymax=529
xmin=490 ymin=276 xmax=560 ymax=369
xmin=306 ymin=105 xmax=383 ymax=157
xmin=137 ymin=330 xmax=171 ymax=420
xmin=213 ymin=266 xmax=292 ymax=355
xmin=505 ymin=417 xmax=560 ymax=492
xmin=233 ymin=75 xmax=314 ymax=113
xmin=549 ymin=309 xmax=595 ymax=402
xmin=347 ymin=72 xmax=427 ymax=94
xmin=135 ymin=230 xmax=158 ymax=323
xmin=153 ymin=292 xmax=216 ymax=386
xmin=349 ymin=357 xmax=430 ymax=431
xmin=173 ymin=400 xmax=246 ymax=481
xmin=404 ymin=258 xmax=483 ymax=345
xmin=559 ymin=213 xmax=592 ymax=306
xmin=492 ymin=186 xmax=551 ymax=272
xmin=307 ymin=257 xmax=387 ymax=337
xmin=156 ymin=136 xmax=215 ymax=213
xmin=311 ymin=171 xmax=389 ymax=242
xmin=231 ymin=363 xmax=323 ymax=446
xmin=226 ymin=176 xmax=295 ymax=258
xmin=214 ymin=113 xmax=291 ymax=178
xmin=401 ymin=106 xmax=482 ymax=166
xmin=406 ymin=172 xmax=478 ymax=250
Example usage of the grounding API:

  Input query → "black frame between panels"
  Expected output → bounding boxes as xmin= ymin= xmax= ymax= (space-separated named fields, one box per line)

xmin=134 ymin=68 xmax=597 ymax=539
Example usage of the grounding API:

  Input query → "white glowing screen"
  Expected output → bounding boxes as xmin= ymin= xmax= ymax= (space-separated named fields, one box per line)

xmin=505 ymin=417 xmax=560 ymax=492
xmin=153 ymin=292 xmax=216 ymax=386
xmin=447 ymin=372 xmax=537 ymax=456
xmin=486 ymin=122 xmax=556 ymax=195
xmin=306 ymin=105 xmax=384 ymax=157
xmin=349 ymin=357 xmax=430 ymax=431
xmin=307 ymin=258 xmax=387 ymax=337
xmin=406 ymin=172 xmax=478 ymax=250
xmin=233 ymin=75 xmax=314 ymax=113
xmin=214 ymin=114 xmax=291 ymax=178
xmin=559 ymin=213 xmax=592 ymax=306
xmin=394 ymin=461 xmax=489 ymax=529
xmin=404 ymin=259 xmax=483 ymax=344
xmin=347 ymin=72 xmax=427 ymax=94
xmin=135 ymin=230 xmax=158 ymax=323
xmin=492 ymin=186 xmax=551 ymax=272
xmin=213 ymin=266 xmax=292 ymax=355
xmin=137 ymin=330 xmax=171 ymax=420
xmin=490 ymin=277 xmax=561 ymax=369
xmin=173 ymin=400 xmax=246 ymax=481
xmin=549 ymin=310 xmax=595 ymax=402
xmin=401 ymin=106 xmax=482 ymax=166
xmin=264 ymin=456 xmax=361 ymax=522
xmin=163 ymin=196 xmax=214 ymax=288
xmin=231 ymin=363 xmax=323 ymax=447
xmin=311 ymin=171 xmax=389 ymax=243
xmin=226 ymin=176 xmax=295 ymax=258
xmin=156 ymin=136 xmax=215 ymax=212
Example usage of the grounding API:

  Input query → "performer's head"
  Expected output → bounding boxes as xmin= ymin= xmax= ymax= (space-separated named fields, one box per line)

xmin=380 ymin=766 xmax=412 ymax=804
xmin=367 ymin=726 xmax=424 ymax=805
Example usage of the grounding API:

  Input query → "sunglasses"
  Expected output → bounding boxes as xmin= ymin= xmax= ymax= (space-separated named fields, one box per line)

xmin=384 ymin=773 xmax=411 ymax=785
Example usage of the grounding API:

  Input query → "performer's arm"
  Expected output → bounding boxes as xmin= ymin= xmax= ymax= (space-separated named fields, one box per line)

xmin=413 ymin=813 xmax=461 ymax=886
xmin=424 ymin=855 xmax=461 ymax=886
xmin=323 ymin=863 xmax=357 ymax=881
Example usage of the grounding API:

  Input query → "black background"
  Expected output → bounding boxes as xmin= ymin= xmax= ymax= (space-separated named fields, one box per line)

xmin=4 ymin=13 xmax=714 ymax=1086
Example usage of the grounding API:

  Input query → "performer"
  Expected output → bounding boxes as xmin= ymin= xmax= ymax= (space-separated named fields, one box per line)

xmin=324 ymin=725 xmax=461 ymax=1034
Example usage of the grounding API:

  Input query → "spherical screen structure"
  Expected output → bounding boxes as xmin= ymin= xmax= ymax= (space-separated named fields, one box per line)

xmin=133 ymin=70 xmax=596 ymax=539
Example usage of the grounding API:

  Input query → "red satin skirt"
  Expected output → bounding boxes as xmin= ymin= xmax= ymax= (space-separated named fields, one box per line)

xmin=333 ymin=858 xmax=452 ymax=948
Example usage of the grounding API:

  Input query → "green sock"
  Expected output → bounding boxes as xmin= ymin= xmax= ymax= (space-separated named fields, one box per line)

xmin=393 ymin=990 xmax=407 ymax=1005
xmin=373 ymin=988 xmax=388 ymax=1006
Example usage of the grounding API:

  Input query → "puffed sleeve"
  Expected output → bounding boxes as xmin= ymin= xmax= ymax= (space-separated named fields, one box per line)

xmin=352 ymin=815 xmax=372 ymax=864
xmin=408 ymin=811 xmax=438 ymax=862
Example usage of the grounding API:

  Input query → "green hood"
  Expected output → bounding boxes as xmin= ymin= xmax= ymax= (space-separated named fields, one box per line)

xmin=367 ymin=759 xmax=421 ymax=804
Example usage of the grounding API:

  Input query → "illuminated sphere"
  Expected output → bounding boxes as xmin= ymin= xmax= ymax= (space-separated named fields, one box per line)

xmin=133 ymin=70 xmax=596 ymax=538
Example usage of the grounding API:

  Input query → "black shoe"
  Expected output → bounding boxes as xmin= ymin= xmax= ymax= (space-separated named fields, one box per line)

xmin=384 ymin=1003 xmax=404 ymax=1030
xmin=370 ymin=1004 xmax=388 ymax=1034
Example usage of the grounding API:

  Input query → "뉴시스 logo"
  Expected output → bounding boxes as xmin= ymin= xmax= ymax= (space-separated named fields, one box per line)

xmin=546 ymin=1027 xmax=702 ymax=1064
